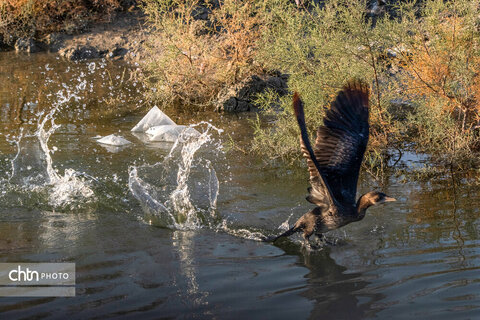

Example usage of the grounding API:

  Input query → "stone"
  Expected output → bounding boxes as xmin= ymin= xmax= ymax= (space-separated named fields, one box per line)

xmin=14 ymin=38 xmax=41 ymax=53
xmin=59 ymin=45 xmax=100 ymax=61
xmin=46 ymin=33 xmax=67 ymax=52
xmin=108 ymin=47 xmax=128 ymax=59
xmin=215 ymin=74 xmax=289 ymax=112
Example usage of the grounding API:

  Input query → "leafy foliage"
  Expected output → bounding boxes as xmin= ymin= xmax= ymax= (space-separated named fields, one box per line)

xmin=142 ymin=0 xmax=265 ymax=108
xmin=392 ymin=0 xmax=480 ymax=165
xmin=253 ymin=0 xmax=397 ymax=170
xmin=253 ymin=0 xmax=480 ymax=170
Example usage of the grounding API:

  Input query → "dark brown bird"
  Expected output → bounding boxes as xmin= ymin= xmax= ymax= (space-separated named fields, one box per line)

xmin=265 ymin=80 xmax=396 ymax=244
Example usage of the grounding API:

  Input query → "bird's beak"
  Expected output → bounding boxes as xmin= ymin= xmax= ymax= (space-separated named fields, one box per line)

xmin=384 ymin=196 xmax=396 ymax=202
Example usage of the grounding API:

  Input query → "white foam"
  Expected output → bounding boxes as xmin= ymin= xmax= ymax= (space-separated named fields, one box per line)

xmin=128 ymin=123 xmax=221 ymax=230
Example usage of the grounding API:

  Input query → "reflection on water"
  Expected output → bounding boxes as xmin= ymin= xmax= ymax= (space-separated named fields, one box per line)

xmin=172 ymin=231 xmax=210 ymax=309
xmin=296 ymin=248 xmax=379 ymax=320
xmin=0 ymin=51 xmax=479 ymax=318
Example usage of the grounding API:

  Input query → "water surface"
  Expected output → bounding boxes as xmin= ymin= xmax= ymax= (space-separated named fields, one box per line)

xmin=0 ymin=52 xmax=479 ymax=319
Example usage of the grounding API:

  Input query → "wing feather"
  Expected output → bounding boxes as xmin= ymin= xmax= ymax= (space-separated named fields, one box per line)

xmin=293 ymin=92 xmax=334 ymax=208
xmin=293 ymin=80 xmax=370 ymax=207
xmin=314 ymin=80 xmax=370 ymax=205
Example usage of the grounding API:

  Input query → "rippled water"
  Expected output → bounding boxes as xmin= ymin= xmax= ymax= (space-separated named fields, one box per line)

xmin=0 ymin=52 xmax=479 ymax=319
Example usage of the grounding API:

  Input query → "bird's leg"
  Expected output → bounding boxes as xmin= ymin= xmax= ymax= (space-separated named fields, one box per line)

xmin=310 ymin=234 xmax=324 ymax=247
xmin=302 ymin=231 xmax=317 ymax=250
xmin=303 ymin=231 xmax=325 ymax=250
xmin=318 ymin=233 xmax=336 ymax=246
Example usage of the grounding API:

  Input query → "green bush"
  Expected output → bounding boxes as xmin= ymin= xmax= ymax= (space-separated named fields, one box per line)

xmin=252 ymin=0 xmax=397 ymax=170
xmin=252 ymin=0 xmax=480 ymax=171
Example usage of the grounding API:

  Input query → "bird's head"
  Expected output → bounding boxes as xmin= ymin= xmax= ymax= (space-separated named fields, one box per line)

xmin=358 ymin=191 xmax=396 ymax=211
xmin=369 ymin=191 xmax=396 ymax=205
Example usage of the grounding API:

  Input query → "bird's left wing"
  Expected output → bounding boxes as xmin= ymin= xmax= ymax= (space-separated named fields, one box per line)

xmin=293 ymin=93 xmax=335 ymax=208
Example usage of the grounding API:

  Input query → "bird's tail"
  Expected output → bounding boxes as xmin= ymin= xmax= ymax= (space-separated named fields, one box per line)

xmin=262 ymin=226 xmax=300 ymax=243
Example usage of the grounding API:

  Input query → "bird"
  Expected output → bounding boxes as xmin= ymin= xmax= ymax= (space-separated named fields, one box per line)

xmin=264 ymin=80 xmax=396 ymax=245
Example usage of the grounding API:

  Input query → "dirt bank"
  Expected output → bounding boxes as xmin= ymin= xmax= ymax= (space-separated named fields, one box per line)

xmin=12 ymin=8 xmax=149 ymax=63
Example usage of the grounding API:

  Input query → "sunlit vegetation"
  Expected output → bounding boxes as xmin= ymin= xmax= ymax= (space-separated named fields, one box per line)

xmin=0 ymin=0 xmax=122 ymax=45
xmin=140 ymin=0 xmax=480 ymax=172
xmin=251 ymin=0 xmax=480 ymax=172
xmin=142 ymin=0 xmax=265 ymax=108
xmin=392 ymin=0 xmax=480 ymax=167
xmin=3 ymin=0 xmax=480 ymax=173
xmin=252 ymin=0 xmax=396 ymax=173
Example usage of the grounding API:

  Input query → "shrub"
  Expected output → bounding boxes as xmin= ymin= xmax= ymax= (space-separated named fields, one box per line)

xmin=391 ymin=0 xmax=480 ymax=165
xmin=0 ymin=0 xmax=121 ymax=45
xmin=142 ymin=0 xmax=265 ymax=108
xmin=252 ymin=0 xmax=480 ymax=171
xmin=252 ymin=0 xmax=397 ymax=169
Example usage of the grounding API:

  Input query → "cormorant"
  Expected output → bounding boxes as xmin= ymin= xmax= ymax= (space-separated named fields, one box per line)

xmin=265 ymin=80 xmax=396 ymax=244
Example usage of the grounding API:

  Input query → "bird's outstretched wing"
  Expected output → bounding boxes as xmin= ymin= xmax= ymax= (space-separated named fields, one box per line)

xmin=313 ymin=80 xmax=370 ymax=205
xmin=293 ymin=92 xmax=334 ymax=208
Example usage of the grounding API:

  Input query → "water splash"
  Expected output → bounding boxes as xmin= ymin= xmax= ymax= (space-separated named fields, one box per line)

xmin=128 ymin=123 xmax=221 ymax=230
xmin=4 ymin=72 xmax=96 ymax=210
xmin=6 ymin=108 xmax=95 ymax=209
xmin=216 ymin=220 xmax=267 ymax=241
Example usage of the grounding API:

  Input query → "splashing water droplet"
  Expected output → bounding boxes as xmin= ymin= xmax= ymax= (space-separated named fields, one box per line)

xmin=128 ymin=123 xmax=221 ymax=230
xmin=4 ymin=75 xmax=96 ymax=210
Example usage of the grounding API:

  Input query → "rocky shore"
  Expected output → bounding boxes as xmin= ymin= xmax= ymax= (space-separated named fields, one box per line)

xmin=10 ymin=9 xmax=149 ymax=63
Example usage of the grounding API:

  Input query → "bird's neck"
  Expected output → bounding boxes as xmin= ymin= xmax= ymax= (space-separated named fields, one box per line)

xmin=356 ymin=194 xmax=372 ymax=220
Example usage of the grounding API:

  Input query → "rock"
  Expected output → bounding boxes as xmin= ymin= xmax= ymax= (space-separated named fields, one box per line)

xmin=0 ymin=40 xmax=10 ymax=51
xmin=46 ymin=33 xmax=67 ymax=52
xmin=14 ymin=38 xmax=41 ymax=53
xmin=96 ymin=134 xmax=131 ymax=146
xmin=131 ymin=106 xmax=176 ymax=132
xmin=146 ymin=125 xmax=200 ymax=142
xmin=367 ymin=0 xmax=386 ymax=17
xmin=192 ymin=5 xmax=210 ymax=20
xmin=108 ymin=47 xmax=128 ymax=59
xmin=215 ymin=74 xmax=289 ymax=112
xmin=59 ymin=45 xmax=100 ymax=61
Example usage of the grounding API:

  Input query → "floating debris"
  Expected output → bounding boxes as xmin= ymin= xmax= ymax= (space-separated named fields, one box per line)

xmin=96 ymin=134 xmax=131 ymax=146
xmin=146 ymin=125 xmax=200 ymax=142
xmin=133 ymin=106 xmax=199 ymax=142
xmin=131 ymin=106 xmax=175 ymax=132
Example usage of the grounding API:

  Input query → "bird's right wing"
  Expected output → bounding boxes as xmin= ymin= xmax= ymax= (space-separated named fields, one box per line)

xmin=293 ymin=93 xmax=335 ymax=208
